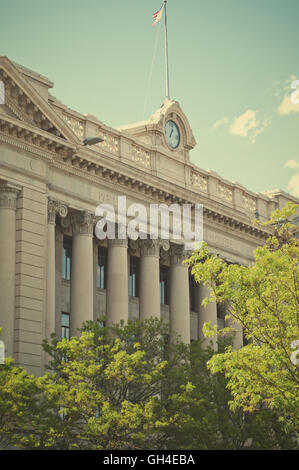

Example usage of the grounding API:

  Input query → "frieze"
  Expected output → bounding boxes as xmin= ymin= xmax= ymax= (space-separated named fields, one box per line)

xmin=62 ymin=113 xmax=84 ymax=138
xmin=131 ymin=145 xmax=151 ymax=167
xmin=189 ymin=169 xmax=208 ymax=191
xmin=217 ymin=182 xmax=233 ymax=203
xmin=243 ymin=193 xmax=256 ymax=213
xmin=98 ymin=132 xmax=119 ymax=154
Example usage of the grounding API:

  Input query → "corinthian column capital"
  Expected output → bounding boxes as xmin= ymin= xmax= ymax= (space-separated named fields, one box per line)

xmin=170 ymin=244 xmax=192 ymax=266
xmin=48 ymin=198 xmax=68 ymax=225
xmin=0 ymin=185 xmax=20 ymax=210
xmin=71 ymin=211 xmax=95 ymax=236
xmin=140 ymin=238 xmax=160 ymax=257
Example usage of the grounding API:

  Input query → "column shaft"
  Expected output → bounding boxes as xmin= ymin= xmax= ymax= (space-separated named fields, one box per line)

xmin=170 ymin=246 xmax=190 ymax=343
xmin=0 ymin=186 xmax=19 ymax=357
xmin=107 ymin=239 xmax=129 ymax=325
xmin=46 ymin=221 xmax=55 ymax=338
xmin=70 ymin=212 xmax=94 ymax=336
xmin=225 ymin=315 xmax=243 ymax=349
xmin=197 ymin=283 xmax=218 ymax=351
xmin=139 ymin=239 xmax=160 ymax=321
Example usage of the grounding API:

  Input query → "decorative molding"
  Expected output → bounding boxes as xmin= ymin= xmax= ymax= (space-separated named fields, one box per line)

xmin=99 ymin=132 xmax=119 ymax=154
xmin=131 ymin=145 xmax=151 ymax=167
xmin=242 ymin=193 xmax=256 ymax=213
xmin=189 ymin=169 xmax=208 ymax=191
xmin=218 ymin=182 xmax=233 ymax=203
xmin=62 ymin=114 xmax=84 ymax=139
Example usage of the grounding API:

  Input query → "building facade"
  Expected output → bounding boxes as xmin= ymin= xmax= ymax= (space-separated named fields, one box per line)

xmin=0 ymin=56 xmax=297 ymax=375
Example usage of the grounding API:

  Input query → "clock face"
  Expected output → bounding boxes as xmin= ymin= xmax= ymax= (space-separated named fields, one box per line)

xmin=165 ymin=120 xmax=180 ymax=149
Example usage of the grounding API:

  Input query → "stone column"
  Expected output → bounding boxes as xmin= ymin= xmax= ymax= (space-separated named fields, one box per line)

xmin=70 ymin=211 xmax=94 ymax=336
xmin=0 ymin=185 xmax=20 ymax=357
xmin=197 ymin=283 xmax=218 ymax=351
xmin=225 ymin=315 xmax=243 ymax=349
xmin=107 ymin=237 xmax=129 ymax=325
xmin=46 ymin=199 xmax=68 ymax=340
xmin=169 ymin=245 xmax=190 ymax=343
xmin=139 ymin=239 xmax=161 ymax=321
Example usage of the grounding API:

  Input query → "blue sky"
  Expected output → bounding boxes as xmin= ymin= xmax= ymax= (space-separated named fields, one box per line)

xmin=0 ymin=0 xmax=298 ymax=197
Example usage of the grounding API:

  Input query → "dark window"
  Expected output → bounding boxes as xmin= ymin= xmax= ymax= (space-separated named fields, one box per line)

xmin=97 ymin=246 xmax=107 ymax=289
xmin=129 ymin=256 xmax=139 ymax=297
xmin=160 ymin=266 xmax=169 ymax=305
xmin=62 ymin=236 xmax=72 ymax=280
xmin=217 ymin=302 xmax=226 ymax=320
xmin=61 ymin=312 xmax=70 ymax=340
xmin=189 ymin=272 xmax=197 ymax=311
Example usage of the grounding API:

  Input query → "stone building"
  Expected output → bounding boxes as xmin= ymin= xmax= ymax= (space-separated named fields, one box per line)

xmin=0 ymin=56 xmax=297 ymax=375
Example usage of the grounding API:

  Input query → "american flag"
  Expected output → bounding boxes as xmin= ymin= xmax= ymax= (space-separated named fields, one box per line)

xmin=152 ymin=5 xmax=164 ymax=27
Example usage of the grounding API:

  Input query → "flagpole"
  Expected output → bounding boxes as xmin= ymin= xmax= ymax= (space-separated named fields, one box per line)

xmin=163 ymin=0 xmax=170 ymax=100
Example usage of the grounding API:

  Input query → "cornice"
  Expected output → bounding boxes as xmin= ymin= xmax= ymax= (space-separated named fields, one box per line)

xmin=0 ymin=119 xmax=271 ymax=241
xmin=0 ymin=57 xmax=79 ymax=144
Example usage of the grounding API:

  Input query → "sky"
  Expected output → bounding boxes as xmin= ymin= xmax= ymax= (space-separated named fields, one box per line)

xmin=0 ymin=0 xmax=298 ymax=197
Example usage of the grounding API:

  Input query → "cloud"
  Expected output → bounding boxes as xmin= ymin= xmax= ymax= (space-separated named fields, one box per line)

xmin=285 ymin=159 xmax=299 ymax=197
xmin=278 ymin=95 xmax=299 ymax=115
xmin=228 ymin=110 xmax=271 ymax=143
xmin=211 ymin=116 xmax=229 ymax=130
xmin=287 ymin=174 xmax=299 ymax=197
xmin=276 ymin=76 xmax=299 ymax=115
xmin=285 ymin=159 xmax=299 ymax=169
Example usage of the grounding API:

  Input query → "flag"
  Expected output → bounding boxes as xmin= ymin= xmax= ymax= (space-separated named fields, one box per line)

xmin=152 ymin=5 xmax=164 ymax=27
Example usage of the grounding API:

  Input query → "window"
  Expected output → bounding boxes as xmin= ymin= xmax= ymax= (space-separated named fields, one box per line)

xmin=160 ymin=266 xmax=169 ymax=305
xmin=61 ymin=312 xmax=70 ymax=340
xmin=189 ymin=272 xmax=197 ymax=312
xmin=129 ymin=256 xmax=139 ymax=297
xmin=97 ymin=246 xmax=107 ymax=289
xmin=62 ymin=236 xmax=72 ymax=280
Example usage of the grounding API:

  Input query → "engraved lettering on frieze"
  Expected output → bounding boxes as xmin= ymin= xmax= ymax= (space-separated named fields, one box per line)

xmin=99 ymin=191 xmax=119 ymax=206
xmin=206 ymin=231 xmax=234 ymax=251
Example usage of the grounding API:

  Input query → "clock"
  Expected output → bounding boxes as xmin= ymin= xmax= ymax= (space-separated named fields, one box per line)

xmin=165 ymin=120 xmax=180 ymax=149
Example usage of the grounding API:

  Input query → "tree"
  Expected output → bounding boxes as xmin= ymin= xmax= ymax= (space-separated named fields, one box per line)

xmin=186 ymin=202 xmax=299 ymax=438
xmin=40 ymin=318 xmax=189 ymax=450
xmin=0 ymin=319 xmax=297 ymax=449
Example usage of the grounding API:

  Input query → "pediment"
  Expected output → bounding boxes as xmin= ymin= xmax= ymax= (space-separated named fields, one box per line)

xmin=118 ymin=99 xmax=196 ymax=159
xmin=0 ymin=56 xmax=80 ymax=145
xmin=149 ymin=100 xmax=196 ymax=150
